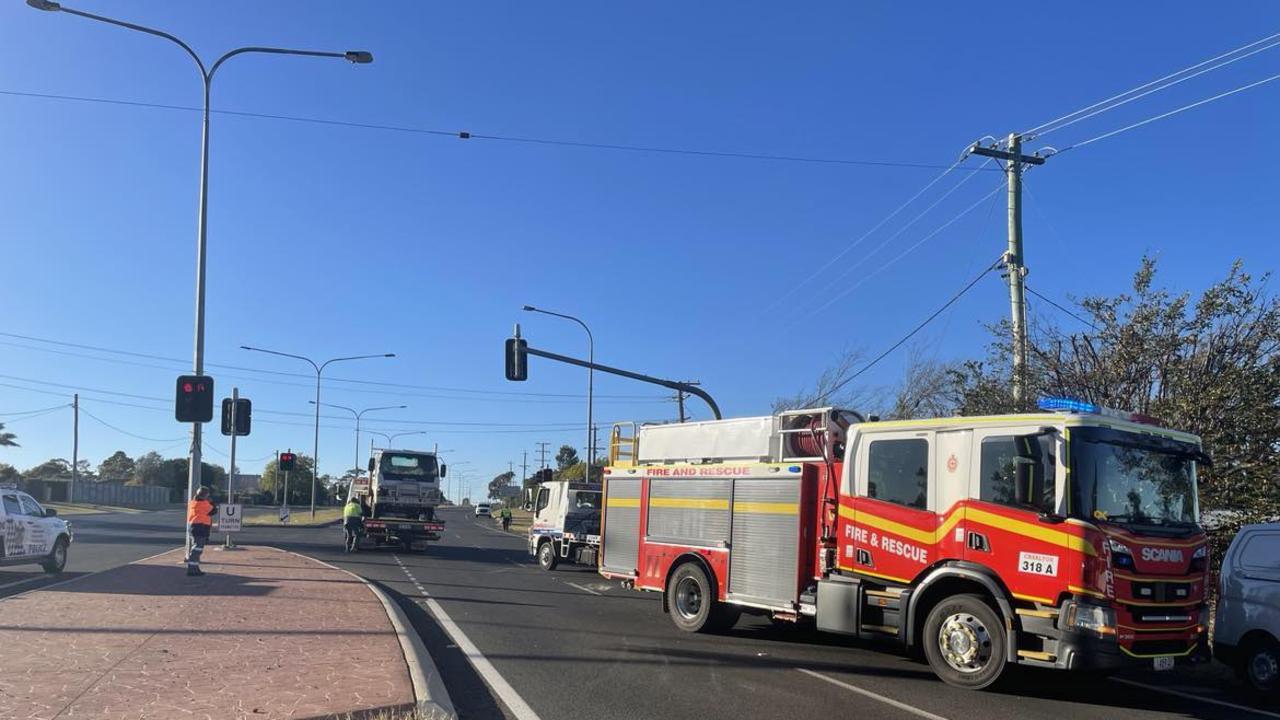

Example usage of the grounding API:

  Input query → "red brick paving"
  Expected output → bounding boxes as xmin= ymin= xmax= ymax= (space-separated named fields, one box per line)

xmin=0 ymin=546 xmax=414 ymax=719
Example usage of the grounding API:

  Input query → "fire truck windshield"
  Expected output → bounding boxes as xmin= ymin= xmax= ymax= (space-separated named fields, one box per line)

xmin=380 ymin=453 xmax=438 ymax=481
xmin=1070 ymin=427 xmax=1200 ymax=530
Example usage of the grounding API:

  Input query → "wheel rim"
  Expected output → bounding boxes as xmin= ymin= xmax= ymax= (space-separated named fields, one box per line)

xmin=674 ymin=576 xmax=703 ymax=620
xmin=54 ymin=544 xmax=66 ymax=567
xmin=540 ymin=544 xmax=553 ymax=565
xmin=937 ymin=612 xmax=993 ymax=673
xmin=1249 ymin=649 xmax=1279 ymax=688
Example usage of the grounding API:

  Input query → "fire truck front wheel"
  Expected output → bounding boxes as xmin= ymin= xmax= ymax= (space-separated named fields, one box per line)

xmin=923 ymin=594 xmax=1008 ymax=690
xmin=667 ymin=562 xmax=738 ymax=633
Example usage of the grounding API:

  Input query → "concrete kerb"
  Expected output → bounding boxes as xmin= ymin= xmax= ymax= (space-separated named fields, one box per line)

xmin=272 ymin=547 xmax=457 ymax=720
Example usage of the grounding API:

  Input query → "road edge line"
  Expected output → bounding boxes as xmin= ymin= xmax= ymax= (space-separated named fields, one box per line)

xmin=1109 ymin=677 xmax=1280 ymax=719
xmin=796 ymin=668 xmax=952 ymax=720
xmin=0 ymin=546 xmax=180 ymax=602
xmin=269 ymin=547 xmax=457 ymax=720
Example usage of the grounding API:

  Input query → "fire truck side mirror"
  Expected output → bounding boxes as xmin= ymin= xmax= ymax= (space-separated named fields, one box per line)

xmin=505 ymin=337 xmax=528 ymax=381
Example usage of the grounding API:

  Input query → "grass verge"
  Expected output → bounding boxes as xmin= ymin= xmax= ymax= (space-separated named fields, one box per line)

xmin=243 ymin=506 xmax=344 ymax=526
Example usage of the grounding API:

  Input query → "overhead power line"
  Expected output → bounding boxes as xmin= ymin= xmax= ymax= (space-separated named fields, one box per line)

xmin=1024 ymin=30 xmax=1280 ymax=139
xmin=806 ymin=257 xmax=1003 ymax=406
xmin=78 ymin=407 xmax=185 ymax=443
xmin=1025 ymin=286 xmax=1099 ymax=330
xmin=1056 ymin=72 xmax=1280 ymax=153
xmin=0 ymin=88 xmax=981 ymax=172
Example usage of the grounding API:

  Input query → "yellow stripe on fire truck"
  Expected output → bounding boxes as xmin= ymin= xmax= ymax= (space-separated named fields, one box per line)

xmin=838 ymin=504 xmax=1097 ymax=557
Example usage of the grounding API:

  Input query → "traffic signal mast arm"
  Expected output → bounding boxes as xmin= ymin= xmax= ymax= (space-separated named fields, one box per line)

xmin=521 ymin=342 xmax=721 ymax=420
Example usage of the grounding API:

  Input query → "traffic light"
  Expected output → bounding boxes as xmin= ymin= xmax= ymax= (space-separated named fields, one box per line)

xmin=220 ymin=398 xmax=252 ymax=437
xmin=279 ymin=452 xmax=297 ymax=472
xmin=505 ymin=337 xmax=528 ymax=381
xmin=175 ymin=375 xmax=214 ymax=423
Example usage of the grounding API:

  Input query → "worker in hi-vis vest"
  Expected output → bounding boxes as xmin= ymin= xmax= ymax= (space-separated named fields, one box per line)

xmin=185 ymin=486 xmax=217 ymax=577
xmin=343 ymin=496 xmax=366 ymax=552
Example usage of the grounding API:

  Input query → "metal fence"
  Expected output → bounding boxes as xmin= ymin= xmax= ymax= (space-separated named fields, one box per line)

xmin=41 ymin=480 xmax=172 ymax=507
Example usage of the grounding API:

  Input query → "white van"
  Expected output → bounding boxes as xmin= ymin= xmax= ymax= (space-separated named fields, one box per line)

xmin=1215 ymin=523 xmax=1280 ymax=695
xmin=0 ymin=486 xmax=72 ymax=573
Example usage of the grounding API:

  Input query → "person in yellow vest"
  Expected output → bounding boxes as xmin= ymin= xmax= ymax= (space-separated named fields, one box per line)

xmin=185 ymin=486 xmax=216 ymax=577
xmin=499 ymin=505 xmax=513 ymax=532
xmin=342 ymin=496 xmax=366 ymax=552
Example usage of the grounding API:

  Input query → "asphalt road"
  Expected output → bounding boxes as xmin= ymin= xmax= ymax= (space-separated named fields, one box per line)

xmin=235 ymin=506 xmax=1280 ymax=720
xmin=0 ymin=507 xmax=185 ymax=599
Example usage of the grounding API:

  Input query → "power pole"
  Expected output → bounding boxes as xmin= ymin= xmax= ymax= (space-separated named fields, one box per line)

xmin=71 ymin=394 xmax=79 ymax=503
xmin=521 ymin=451 xmax=528 ymax=486
xmin=536 ymin=442 xmax=550 ymax=471
xmin=968 ymin=133 xmax=1046 ymax=409
xmin=672 ymin=380 xmax=700 ymax=422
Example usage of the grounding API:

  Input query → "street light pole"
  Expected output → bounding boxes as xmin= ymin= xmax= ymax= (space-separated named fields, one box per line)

xmin=309 ymin=401 xmax=406 ymax=480
xmin=241 ymin=347 xmax=394 ymax=518
xmin=523 ymin=305 xmax=595 ymax=471
xmin=28 ymin=0 xmax=374 ymax=539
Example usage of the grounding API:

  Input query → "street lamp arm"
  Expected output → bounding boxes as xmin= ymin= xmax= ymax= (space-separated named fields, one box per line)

xmin=356 ymin=404 xmax=408 ymax=420
xmin=309 ymin=400 xmax=357 ymax=418
xmin=240 ymin=345 xmax=320 ymax=373
xmin=524 ymin=306 xmax=592 ymax=342
xmin=208 ymin=47 xmax=352 ymax=81
xmin=319 ymin=353 xmax=396 ymax=372
xmin=39 ymin=2 xmax=208 ymax=76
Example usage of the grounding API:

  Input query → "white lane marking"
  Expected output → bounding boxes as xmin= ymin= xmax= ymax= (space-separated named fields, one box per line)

xmin=0 ymin=575 xmax=47 ymax=592
xmin=796 ymin=669 xmax=951 ymax=720
xmin=393 ymin=553 xmax=542 ymax=720
xmin=566 ymin=582 xmax=602 ymax=596
xmin=1110 ymin=677 xmax=1280 ymax=719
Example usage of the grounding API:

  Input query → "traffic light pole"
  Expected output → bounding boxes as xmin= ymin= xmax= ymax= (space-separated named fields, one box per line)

xmin=222 ymin=387 xmax=239 ymax=550
xmin=524 ymin=344 xmax=722 ymax=420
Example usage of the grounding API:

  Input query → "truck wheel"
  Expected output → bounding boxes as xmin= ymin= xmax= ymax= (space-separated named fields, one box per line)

xmin=1242 ymin=636 xmax=1280 ymax=695
xmin=922 ymin=594 xmax=1007 ymax=690
xmin=538 ymin=540 xmax=559 ymax=571
xmin=42 ymin=538 xmax=68 ymax=574
xmin=667 ymin=562 xmax=736 ymax=633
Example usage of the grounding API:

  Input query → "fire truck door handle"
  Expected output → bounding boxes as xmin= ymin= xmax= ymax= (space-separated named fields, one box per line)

xmin=967 ymin=531 xmax=990 ymax=552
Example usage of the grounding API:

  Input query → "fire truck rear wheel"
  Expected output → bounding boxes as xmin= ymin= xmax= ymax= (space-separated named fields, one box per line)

xmin=923 ymin=594 xmax=1007 ymax=690
xmin=538 ymin=540 xmax=559 ymax=571
xmin=668 ymin=562 xmax=736 ymax=633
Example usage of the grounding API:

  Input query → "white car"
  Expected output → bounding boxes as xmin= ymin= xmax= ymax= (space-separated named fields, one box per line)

xmin=474 ymin=502 xmax=491 ymax=517
xmin=0 ymin=487 xmax=72 ymax=573
xmin=1216 ymin=523 xmax=1280 ymax=695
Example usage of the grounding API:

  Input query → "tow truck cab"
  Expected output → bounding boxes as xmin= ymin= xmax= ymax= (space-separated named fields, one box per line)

xmin=365 ymin=449 xmax=446 ymax=520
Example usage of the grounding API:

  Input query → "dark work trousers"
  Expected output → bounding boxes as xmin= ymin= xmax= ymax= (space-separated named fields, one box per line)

xmin=186 ymin=523 xmax=211 ymax=571
xmin=343 ymin=517 xmax=364 ymax=551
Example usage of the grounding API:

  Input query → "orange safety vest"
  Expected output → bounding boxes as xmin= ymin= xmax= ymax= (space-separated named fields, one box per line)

xmin=188 ymin=499 xmax=214 ymax=526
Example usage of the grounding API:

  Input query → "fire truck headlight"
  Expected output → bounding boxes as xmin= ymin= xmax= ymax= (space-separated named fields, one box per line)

xmin=1065 ymin=601 xmax=1116 ymax=638
xmin=1108 ymin=538 xmax=1135 ymax=570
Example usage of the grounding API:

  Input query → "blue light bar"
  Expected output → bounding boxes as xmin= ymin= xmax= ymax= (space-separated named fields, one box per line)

xmin=1037 ymin=396 xmax=1099 ymax=414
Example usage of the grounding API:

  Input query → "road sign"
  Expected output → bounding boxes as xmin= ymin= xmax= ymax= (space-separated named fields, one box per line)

xmin=279 ymin=506 xmax=291 ymax=524
xmin=218 ymin=503 xmax=242 ymax=532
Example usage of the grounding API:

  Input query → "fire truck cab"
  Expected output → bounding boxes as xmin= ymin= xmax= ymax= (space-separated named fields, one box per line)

xmin=600 ymin=401 xmax=1210 ymax=689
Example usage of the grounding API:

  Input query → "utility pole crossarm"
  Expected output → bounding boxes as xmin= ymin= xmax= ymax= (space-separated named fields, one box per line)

xmin=967 ymin=142 xmax=1047 ymax=165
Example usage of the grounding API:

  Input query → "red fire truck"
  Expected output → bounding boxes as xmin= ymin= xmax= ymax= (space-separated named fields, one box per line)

xmin=599 ymin=399 xmax=1211 ymax=689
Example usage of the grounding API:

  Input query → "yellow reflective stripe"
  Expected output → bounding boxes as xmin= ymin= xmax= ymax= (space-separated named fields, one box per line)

xmin=607 ymin=498 xmax=641 ymax=508
xmin=966 ymin=508 xmax=1097 ymax=557
xmin=1118 ymin=644 xmax=1196 ymax=659
xmin=1012 ymin=591 xmax=1057 ymax=605
xmin=650 ymin=497 xmax=729 ymax=511
xmin=733 ymin=501 xmax=798 ymax=515
xmin=1069 ymin=584 xmax=1108 ymax=599
xmin=837 ymin=503 xmax=1097 ymax=557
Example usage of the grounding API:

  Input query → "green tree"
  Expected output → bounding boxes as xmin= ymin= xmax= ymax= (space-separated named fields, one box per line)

xmin=0 ymin=463 xmax=19 ymax=485
xmin=97 ymin=451 xmax=136 ymax=482
xmin=131 ymin=451 xmax=165 ymax=486
xmin=24 ymin=458 xmax=71 ymax=480
xmin=555 ymin=445 xmax=579 ymax=471
xmin=260 ymin=455 xmax=317 ymax=506
xmin=0 ymin=422 xmax=17 ymax=448
xmin=488 ymin=470 xmax=515 ymax=499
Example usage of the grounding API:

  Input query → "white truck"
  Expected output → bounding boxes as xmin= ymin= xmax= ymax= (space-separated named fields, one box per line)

xmin=347 ymin=449 xmax=447 ymax=552
xmin=525 ymin=480 xmax=602 ymax=570
xmin=0 ymin=485 xmax=71 ymax=573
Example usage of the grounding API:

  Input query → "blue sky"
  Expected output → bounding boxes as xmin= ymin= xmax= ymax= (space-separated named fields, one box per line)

xmin=1 ymin=1 xmax=1277 ymax=496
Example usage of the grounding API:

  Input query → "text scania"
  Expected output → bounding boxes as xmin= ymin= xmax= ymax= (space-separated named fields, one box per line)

xmin=1140 ymin=547 xmax=1185 ymax=563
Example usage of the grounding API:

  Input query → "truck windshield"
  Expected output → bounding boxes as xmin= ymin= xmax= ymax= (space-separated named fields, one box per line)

xmin=1070 ymin=427 xmax=1200 ymax=529
xmin=381 ymin=453 xmax=438 ymax=480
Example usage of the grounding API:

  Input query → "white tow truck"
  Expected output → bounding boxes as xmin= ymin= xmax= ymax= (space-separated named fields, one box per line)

xmin=346 ymin=449 xmax=447 ymax=552
xmin=0 ymin=485 xmax=71 ymax=573
xmin=525 ymin=479 xmax=602 ymax=570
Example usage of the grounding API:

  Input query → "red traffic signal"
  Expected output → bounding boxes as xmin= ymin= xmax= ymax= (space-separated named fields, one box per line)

xmin=279 ymin=452 xmax=298 ymax=472
xmin=175 ymin=375 xmax=214 ymax=423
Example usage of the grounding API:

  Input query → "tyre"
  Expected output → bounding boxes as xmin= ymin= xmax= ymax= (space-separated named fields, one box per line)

xmin=538 ymin=540 xmax=559 ymax=571
xmin=42 ymin=538 xmax=68 ymax=574
xmin=1242 ymin=636 xmax=1280 ymax=695
xmin=922 ymin=594 xmax=1007 ymax=690
xmin=667 ymin=562 xmax=737 ymax=633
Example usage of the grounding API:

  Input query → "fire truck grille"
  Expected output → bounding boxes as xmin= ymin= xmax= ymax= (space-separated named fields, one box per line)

xmin=1129 ymin=581 xmax=1192 ymax=603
